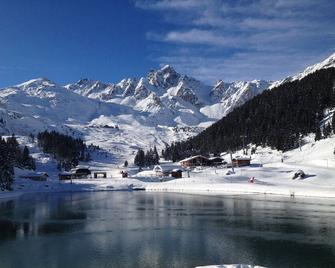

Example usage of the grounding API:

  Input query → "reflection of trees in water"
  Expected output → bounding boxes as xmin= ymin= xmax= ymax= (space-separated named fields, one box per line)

xmin=1 ymin=192 xmax=335 ymax=267
xmin=0 ymin=195 xmax=87 ymax=239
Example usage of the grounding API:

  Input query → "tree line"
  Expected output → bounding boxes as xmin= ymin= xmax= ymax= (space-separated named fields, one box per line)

xmin=162 ymin=68 xmax=335 ymax=161
xmin=0 ymin=135 xmax=35 ymax=190
xmin=37 ymin=131 xmax=90 ymax=171
xmin=134 ymin=147 xmax=159 ymax=167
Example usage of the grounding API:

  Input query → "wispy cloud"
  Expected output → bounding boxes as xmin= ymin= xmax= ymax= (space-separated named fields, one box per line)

xmin=135 ymin=0 xmax=207 ymax=10
xmin=135 ymin=0 xmax=335 ymax=83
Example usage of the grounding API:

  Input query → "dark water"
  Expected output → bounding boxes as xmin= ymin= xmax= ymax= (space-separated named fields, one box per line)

xmin=0 ymin=192 xmax=335 ymax=268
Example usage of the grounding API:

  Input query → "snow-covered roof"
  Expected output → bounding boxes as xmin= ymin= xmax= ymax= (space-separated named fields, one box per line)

xmin=208 ymin=156 xmax=222 ymax=160
xmin=180 ymin=155 xmax=208 ymax=163
xmin=71 ymin=165 xmax=90 ymax=172
xmin=233 ymin=156 xmax=251 ymax=161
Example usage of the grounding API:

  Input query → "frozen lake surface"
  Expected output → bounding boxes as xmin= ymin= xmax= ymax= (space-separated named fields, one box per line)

xmin=0 ymin=192 xmax=335 ymax=268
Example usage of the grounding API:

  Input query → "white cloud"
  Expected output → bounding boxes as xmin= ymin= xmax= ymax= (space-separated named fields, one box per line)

xmin=135 ymin=0 xmax=335 ymax=82
xmin=163 ymin=29 xmax=242 ymax=47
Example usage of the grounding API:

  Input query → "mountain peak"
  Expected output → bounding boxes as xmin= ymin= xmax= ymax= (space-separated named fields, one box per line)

xmin=270 ymin=51 xmax=335 ymax=89
xmin=17 ymin=78 xmax=56 ymax=89
xmin=160 ymin=64 xmax=176 ymax=73
xmin=214 ymin=80 xmax=225 ymax=87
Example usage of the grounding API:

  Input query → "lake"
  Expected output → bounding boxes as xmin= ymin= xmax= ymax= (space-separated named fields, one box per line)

xmin=0 ymin=192 xmax=335 ymax=268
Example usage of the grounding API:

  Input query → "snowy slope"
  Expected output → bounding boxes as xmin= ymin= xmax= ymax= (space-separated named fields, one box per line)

xmin=201 ymin=80 xmax=271 ymax=119
xmin=0 ymin=78 xmax=129 ymax=135
xmin=0 ymin=76 xmax=207 ymax=165
xmin=1 ymin=51 xmax=335 ymax=165
xmin=65 ymin=65 xmax=272 ymax=121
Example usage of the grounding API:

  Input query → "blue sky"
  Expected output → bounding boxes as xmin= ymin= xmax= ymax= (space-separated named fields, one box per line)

xmin=0 ymin=0 xmax=334 ymax=87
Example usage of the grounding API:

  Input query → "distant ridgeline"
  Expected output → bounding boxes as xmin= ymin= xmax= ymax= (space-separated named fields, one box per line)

xmin=163 ymin=68 xmax=335 ymax=161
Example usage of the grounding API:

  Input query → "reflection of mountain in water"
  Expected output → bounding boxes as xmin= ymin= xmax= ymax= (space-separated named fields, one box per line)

xmin=0 ymin=192 xmax=335 ymax=267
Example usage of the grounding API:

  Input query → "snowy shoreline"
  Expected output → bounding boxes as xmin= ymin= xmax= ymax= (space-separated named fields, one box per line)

xmin=1 ymin=135 xmax=335 ymax=201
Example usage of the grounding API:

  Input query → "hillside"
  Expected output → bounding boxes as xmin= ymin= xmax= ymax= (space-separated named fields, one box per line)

xmin=0 ymin=66 xmax=272 ymax=164
xmin=163 ymin=67 xmax=335 ymax=160
xmin=1 ymin=52 xmax=335 ymax=165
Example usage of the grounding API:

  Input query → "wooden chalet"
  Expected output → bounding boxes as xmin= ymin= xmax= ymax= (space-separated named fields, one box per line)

xmin=179 ymin=155 xmax=210 ymax=167
xmin=208 ymin=156 xmax=225 ymax=166
xmin=232 ymin=156 xmax=251 ymax=167
xmin=59 ymin=166 xmax=91 ymax=180
xmin=170 ymin=169 xmax=183 ymax=178
xmin=153 ymin=165 xmax=183 ymax=178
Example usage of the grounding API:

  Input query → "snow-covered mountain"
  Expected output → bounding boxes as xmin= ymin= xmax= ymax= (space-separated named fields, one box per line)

xmin=65 ymin=65 xmax=272 ymax=121
xmin=270 ymin=52 xmax=335 ymax=89
xmin=1 ymin=51 xmax=334 ymax=163
xmin=202 ymin=79 xmax=271 ymax=119
xmin=0 ymin=65 xmax=273 ymax=163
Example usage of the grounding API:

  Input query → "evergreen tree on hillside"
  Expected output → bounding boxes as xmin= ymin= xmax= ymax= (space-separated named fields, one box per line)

xmin=162 ymin=67 xmax=335 ymax=160
xmin=134 ymin=147 xmax=159 ymax=167
xmin=6 ymin=134 xmax=22 ymax=166
xmin=0 ymin=136 xmax=36 ymax=190
xmin=153 ymin=146 xmax=159 ymax=164
xmin=22 ymin=146 xmax=36 ymax=170
xmin=315 ymin=127 xmax=322 ymax=141
xmin=37 ymin=131 xmax=90 ymax=171
xmin=0 ymin=137 xmax=14 ymax=190
xmin=134 ymin=149 xmax=145 ymax=167
xmin=323 ymin=124 xmax=332 ymax=138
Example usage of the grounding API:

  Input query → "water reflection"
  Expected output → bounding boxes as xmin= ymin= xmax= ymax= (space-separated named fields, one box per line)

xmin=0 ymin=192 xmax=335 ymax=268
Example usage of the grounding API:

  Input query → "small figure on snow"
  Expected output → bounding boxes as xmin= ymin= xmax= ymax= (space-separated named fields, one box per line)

xmin=121 ymin=171 xmax=128 ymax=178
xmin=292 ymin=170 xmax=305 ymax=180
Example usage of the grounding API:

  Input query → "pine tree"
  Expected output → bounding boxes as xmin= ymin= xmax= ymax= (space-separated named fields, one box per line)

xmin=22 ymin=146 xmax=30 ymax=167
xmin=153 ymin=146 xmax=159 ymax=164
xmin=162 ymin=68 xmax=335 ymax=157
xmin=323 ymin=124 xmax=332 ymax=138
xmin=0 ymin=137 xmax=14 ymax=190
xmin=6 ymin=134 xmax=21 ymax=166
xmin=134 ymin=149 xmax=145 ymax=167
xmin=37 ymin=131 xmax=89 ymax=169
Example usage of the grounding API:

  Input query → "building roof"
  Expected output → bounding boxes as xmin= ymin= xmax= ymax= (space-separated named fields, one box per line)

xmin=208 ymin=156 xmax=223 ymax=161
xmin=70 ymin=166 xmax=90 ymax=172
xmin=233 ymin=156 xmax=251 ymax=161
xmin=180 ymin=155 xmax=209 ymax=163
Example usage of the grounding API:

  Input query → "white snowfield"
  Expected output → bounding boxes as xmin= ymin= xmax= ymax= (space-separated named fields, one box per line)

xmin=1 ymin=134 xmax=334 ymax=201
xmin=0 ymin=65 xmax=270 ymax=166
xmin=145 ymin=135 xmax=335 ymax=198
xmin=0 ymin=53 xmax=335 ymax=200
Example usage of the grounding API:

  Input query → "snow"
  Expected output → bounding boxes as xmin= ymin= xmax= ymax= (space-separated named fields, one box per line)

xmin=1 ymin=132 xmax=335 ymax=201
xmin=146 ymin=135 xmax=335 ymax=198
xmin=202 ymin=80 xmax=272 ymax=119
xmin=0 ymin=64 xmax=278 ymax=167
xmin=0 ymin=54 xmax=335 ymax=200
xmin=270 ymin=52 xmax=335 ymax=89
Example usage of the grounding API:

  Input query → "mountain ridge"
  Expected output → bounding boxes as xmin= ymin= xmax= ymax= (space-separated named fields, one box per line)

xmin=1 ymin=51 xmax=335 ymax=163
